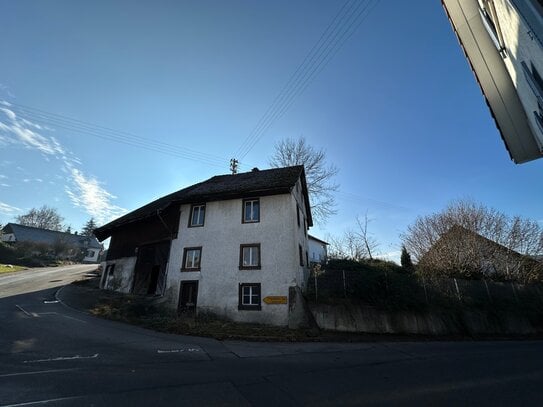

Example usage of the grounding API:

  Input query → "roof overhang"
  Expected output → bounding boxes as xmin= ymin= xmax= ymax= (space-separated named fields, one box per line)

xmin=442 ymin=0 xmax=543 ymax=163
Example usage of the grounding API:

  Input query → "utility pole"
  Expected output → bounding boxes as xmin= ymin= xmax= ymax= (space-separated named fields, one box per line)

xmin=230 ymin=158 xmax=238 ymax=174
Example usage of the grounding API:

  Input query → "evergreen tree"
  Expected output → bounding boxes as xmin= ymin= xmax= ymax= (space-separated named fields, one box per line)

xmin=65 ymin=226 xmax=72 ymax=234
xmin=400 ymin=245 xmax=414 ymax=273
xmin=81 ymin=218 xmax=97 ymax=237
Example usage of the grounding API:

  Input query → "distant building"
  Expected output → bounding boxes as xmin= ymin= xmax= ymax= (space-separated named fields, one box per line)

xmin=419 ymin=224 xmax=542 ymax=281
xmin=1 ymin=223 xmax=102 ymax=263
xmin=308 ymin=234 xmax=328 ymax=265
xmin=94 ymin=166 xmax=313 ymax=327
xmin=442 ymin=0 xmax=543 ymax=163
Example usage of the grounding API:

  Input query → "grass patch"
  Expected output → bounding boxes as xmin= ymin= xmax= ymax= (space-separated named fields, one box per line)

xmin=0 ymin=264 xmax=26 ymax=274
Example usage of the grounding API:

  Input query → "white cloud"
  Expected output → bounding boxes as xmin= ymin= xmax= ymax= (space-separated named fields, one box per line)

xmin=0 ymin=107 xmax=64 ymax=156
xmin=0 ymin=99 xmax=124 ymax=225
xmin=0 ymin=183 xmax=10 ymax=187
xmin=0 ymin=175 xmax=6 ymax=179
xmin=65 ymin=166 xmax=125 ymax=225
xmin=0 ymin=201 xmax=20 ymax=215
xmin=378 ymin=250 xmax=401 ymax=264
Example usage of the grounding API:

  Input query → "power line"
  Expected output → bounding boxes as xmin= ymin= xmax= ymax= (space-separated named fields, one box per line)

xmin=235 ymin=0 xmax=380 ymax=160
xmin=5 ymin=102 xmax=255 ymax=170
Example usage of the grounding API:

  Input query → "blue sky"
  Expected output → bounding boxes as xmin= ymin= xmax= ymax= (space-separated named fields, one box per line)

xmin=1 ymin=0 xmax=542 ymax=261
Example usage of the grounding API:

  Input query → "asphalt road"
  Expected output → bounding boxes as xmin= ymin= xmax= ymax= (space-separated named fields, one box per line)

xmin=1 ymin=265 xmax=542 ymax=406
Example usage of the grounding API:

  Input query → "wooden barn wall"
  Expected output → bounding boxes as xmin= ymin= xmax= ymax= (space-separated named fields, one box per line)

xmin=107 ymin=205 xmax=180 ymax=260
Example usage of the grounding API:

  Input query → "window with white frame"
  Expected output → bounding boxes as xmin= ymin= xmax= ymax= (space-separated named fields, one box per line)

xmin=238 ymin=283 xmax=261 ymax=310
xmin=239 ymin=244 xmax=261 ymax=269
xmin=182 ymin=247 xmax=202 ymax=271
xmin=242 ymin=198 xmax=260 ymax=223
xmin=189 ymin=204 xmax=205 ymax=227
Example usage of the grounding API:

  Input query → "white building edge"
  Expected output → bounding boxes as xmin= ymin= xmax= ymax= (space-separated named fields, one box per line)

xmin=442 ymin=0 xmax=543 ymax=163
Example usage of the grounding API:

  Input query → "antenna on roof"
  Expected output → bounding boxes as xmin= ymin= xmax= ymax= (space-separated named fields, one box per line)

xmin=230 ymin=158 xmax=238 ymax=174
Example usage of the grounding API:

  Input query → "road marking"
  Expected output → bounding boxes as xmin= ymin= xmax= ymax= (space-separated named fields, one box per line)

xmin=43 ymin=300 xmax=59 ymax=304
xmin=1 ymin=395 xmax=83 ymax=406
xmin=60 ymin=314 xmax=87 ymax=323
xmin=0 ymin=368 xmax=80 ymax=378
xmin=23 ymin=353 xmax=99 ymax=363
xmin=157 ymin=348 xmax=201 ymax=354
xmin=15 ymin=305 xmax=37 ymax=317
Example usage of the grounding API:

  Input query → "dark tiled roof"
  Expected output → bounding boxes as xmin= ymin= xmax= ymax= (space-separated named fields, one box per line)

xmin=2 ymin=223 xmax=102 ymax=249
xmin=94 ymin=165 xmax=312 ymax=240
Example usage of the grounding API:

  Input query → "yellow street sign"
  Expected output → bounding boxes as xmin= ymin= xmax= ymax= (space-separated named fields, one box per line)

xmin=263 ymin=296 xmax=288 ymax=304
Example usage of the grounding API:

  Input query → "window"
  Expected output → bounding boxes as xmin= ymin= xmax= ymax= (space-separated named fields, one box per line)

xmin=299 ymin=244 xmax=304 ymax=266
xmin=87 ymin=249 xmax=95 ymax=258
xmin=243 ymin=198 xmax=260 ymax=223
xmin=306 ymin=250 xmax=309 ymax=267
xmin=189 ymin=204 xmax=205 ymax=227
xmin=297 ymin=205 xmax=300 ymax=227
xmin=182 ymin=247 xmax=202 ymax=271
xmin=239 ymin=244 xmax=261 ymax=269
xmin=238 ymin=283 xmax=261 ymax=310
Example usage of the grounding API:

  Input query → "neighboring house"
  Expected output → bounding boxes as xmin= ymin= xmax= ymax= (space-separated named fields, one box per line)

xmin=442 ymin=0 xmax=543 ymax=163
xmin=419 ymin=225 xmax=542 ymax=281
xmin=93 ymin=166 xmax=313 ymax=326
xmin=308 ymin=234 xmax=328 ymax=265
xmin=1 ymin=223 xmax=102 ymax=263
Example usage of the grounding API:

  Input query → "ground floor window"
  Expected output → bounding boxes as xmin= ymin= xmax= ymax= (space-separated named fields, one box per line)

xmin=238 ymin=283 xmax=261 ymax=310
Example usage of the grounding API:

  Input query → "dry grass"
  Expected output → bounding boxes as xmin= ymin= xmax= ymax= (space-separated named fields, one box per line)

xmin=0 ymin=264 xmax=26 ymax=274
xmin=90 ymin=296 xmax=307 ymax=341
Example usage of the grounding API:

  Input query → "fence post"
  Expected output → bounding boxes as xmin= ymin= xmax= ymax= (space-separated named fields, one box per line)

xmin=314 ymin=272 xmax=318 ymax=303
xmin=422 ymin=276 xmax=429 ymax=304
xmin=342 ymin=270 xmax=347 ymax=298
xmin=511 ymin=282 xmax=519 ymax=303
xmin=453 ymin=278 xmax=462 ymax=301
xmin=483 ymin=279 xmax=492 ymax=302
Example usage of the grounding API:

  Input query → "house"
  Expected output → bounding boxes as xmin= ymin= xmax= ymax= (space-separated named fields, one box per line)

xmin=93 ymin=166 xmax=313 ymax=326
xmin=418 ymin=225 xmax=542 ymax=281
xmin=308 ymin=234 xmax=328 ymax=265
xmin=1 ymin=223 xmax=102 ymax=263
xmin=442 ymin=0 xmax=543 ymax=163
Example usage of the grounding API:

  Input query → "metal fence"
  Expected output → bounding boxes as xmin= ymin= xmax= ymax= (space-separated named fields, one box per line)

xmin=307 ymin=268 xmax=543 ymax=311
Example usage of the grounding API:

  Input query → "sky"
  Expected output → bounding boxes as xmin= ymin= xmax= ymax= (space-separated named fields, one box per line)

xmin=0 ymin=0 xmax=542 ymax=262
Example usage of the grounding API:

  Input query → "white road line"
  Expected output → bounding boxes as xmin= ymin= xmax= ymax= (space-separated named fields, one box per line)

xmin=1 ymin=395 xmax=83 ymax=406
xmin=43 ymin=300 xmax=59 ymax=304
xmin=157 ymin=348 xmax=201 ymax=354
xmin=23 ymin=354 xmax=99 ymax=363
xmin=0 ymin=368 xmax=80 ymax=378
xmin=15 ymin=305 xmax=35 ymax=317
xmin=60 ymin=314 xmax=87 ymax=323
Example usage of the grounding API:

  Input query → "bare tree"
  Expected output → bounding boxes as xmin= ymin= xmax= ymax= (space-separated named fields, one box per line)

xmin=325 ymin=213 xmax=380 ymax=261
xmin=269 ymin=137 xmax=338 ymax=224
xmin=355 ymin=213 xmax=379 ymax=260
xmin=401 ymin=199 xmax=543 ymax=282
xmin=15 ymin=205 xmax=64 ymax=231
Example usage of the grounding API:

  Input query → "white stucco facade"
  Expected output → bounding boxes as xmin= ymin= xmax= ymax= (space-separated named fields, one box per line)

xmin=492 ymin=0 xmax=543 ymax=148
xmin=308 ymin=236 xmax=328 ymax=264
xmin=164 ymin=187 xmax=310 ymax=326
